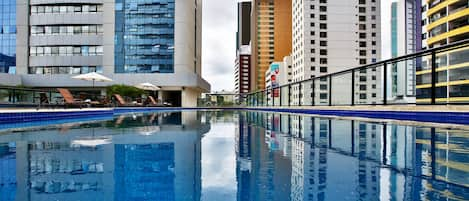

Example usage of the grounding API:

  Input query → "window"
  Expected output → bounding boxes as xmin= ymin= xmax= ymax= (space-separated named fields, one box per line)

xmin=320 ymin=41 xmax=327 ymax=46
xmin=359 ymin=16 xmax=366 ymax=21
xmin=359 ymin=33 xmax=366 ymax=39
xmin=320 ymin=6 xmax=327 ymax=12
xmin=320 ymin=23 xmax=327 ymax=29
xmin=320 ymin=58 xmax=327 ymax=64
xmin=360 ymin=76 xmax=367 ymax=82
xmin=320 ymin=93 xmax=328 ymax=99
xmin=359 ymin=42 xmax=367 ymax=47
xmin=359 ymin=85 xmax=366 ymax=90
xmin=320 ymin=32 xmax=327 ymax=38
xmin=320 ymin=84 xmax=327 ymax=90
xmin=360 ymin=94 xmax=367 ymax=99
xmin=359 ymin=7 xmax=366 ymax=13
xmin=359 ymin=50 xmax=366 ymax=56
xmin=320 ymin=67 xmax=327 ymax=73
xmin=320 ymin=15 xmax=327 ymax=20
xmin=360 ymin=59 xmax=367 ymax=65
xmin=320 ymin=49 xmax=327 ymax=55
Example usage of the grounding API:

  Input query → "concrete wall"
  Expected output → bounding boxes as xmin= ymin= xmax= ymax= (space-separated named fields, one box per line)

xmin=0 ymin=74 xmax=22 ymax=86
xmin=182 ymin=87 xmax=202 ymax=107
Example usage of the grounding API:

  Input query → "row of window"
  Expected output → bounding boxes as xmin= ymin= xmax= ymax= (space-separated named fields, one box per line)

xmin=28 ymin=66 xmax=103 ymax=74
xmin=31 ymin=25 xmax=104 ymax=36
xmin=31 ymin=4 xmax=103 ymax=14
xmin=30 ymin=46 xmax=103 ymax=56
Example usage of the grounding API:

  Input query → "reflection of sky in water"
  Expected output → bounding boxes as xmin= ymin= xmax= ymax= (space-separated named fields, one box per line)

xmin=0 ymin=111 xmax=468 ymax=201
xmin=201 ymin=122 xmax=237 ymax=201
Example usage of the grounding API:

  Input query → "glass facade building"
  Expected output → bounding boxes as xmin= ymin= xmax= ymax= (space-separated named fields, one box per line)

xmin=0 ymin=0 xmax=16 ymax=74
xmin=115 ymin=0 xmax=175 ymax=73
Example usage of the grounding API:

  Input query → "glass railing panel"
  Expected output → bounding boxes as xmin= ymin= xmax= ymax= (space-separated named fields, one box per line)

xmin=446 ymin=45 xmax=469 ymax=103
xmin=387 ymin=56 xmax=422 ymax=104
xmin=280 ymin=85 xmax=289 ymax=106
xmin=266 ymin=89 xmax=272 ymax=106
xmin=354 ymin=65 xmax=384 ymax=105
xmin=273 ymin=87 xmax=281 ymax=106
xmin=331 ymin=72 xmax=352 ymax=105
xmin=291 ymin=83 xmax=301 ymax=106
xmin=302 ymin=80 xmax=313 ymax=106
xmin=314 ymin=77 xmax=329 ymax=106
xmin=0 ymin=89 xmax=10 ymax=104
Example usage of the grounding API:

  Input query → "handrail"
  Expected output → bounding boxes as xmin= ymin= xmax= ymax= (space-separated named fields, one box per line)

xmin=245 ymin=38 xmax=469 ymax=95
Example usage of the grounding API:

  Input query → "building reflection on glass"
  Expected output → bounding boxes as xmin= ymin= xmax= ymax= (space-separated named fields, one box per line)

xmin=0 ymin=111 xmax=209 ymax=201
xmin=237 ymin=112 xmax=469 ymax=201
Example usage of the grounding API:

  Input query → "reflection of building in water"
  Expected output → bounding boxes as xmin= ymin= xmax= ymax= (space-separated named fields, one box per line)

xmin=235 ymin=112 xmax=252 ymax=201
xmin=0 ymin=112 xmax=208 ymax=201
xmin=413 ymin=127 xmax=469 ymax=200
xmin=355 ymin=122 xmax=381 ymax=201
xmin=0 ymin=143 xmax=16 ymax=201
xmin=243 ymin=112 xmax=469 ymax=200
xmin=239 ymin=112 xmax=292 ymax=201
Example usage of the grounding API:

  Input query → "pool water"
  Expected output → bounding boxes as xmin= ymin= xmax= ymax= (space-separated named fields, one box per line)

xmin=0 ymin=110 xmax=468 ymax=201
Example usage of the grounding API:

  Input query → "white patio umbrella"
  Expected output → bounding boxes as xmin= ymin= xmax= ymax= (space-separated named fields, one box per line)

xmin=72 ymin=72 xmax=113 ymax=88
xmin=135 ymin=82 xmax=161 ymax=91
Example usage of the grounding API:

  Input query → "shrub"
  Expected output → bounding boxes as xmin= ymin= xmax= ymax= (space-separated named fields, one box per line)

xmin=106 ymin=84 xmax=146 ymax=99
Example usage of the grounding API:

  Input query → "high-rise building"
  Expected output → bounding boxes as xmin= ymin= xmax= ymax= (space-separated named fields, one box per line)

xmin=417 ymin=0 xmax=469 ymax=103
xmin=235 ymin=1 xmax=253 ymax=94
xmin=389 ymin=0 xmax=421 ymax=103
xmin=235 ymin=45 xmax=252 ymax=94
xmin=237 ymin=1 xmax=252 ymax=50
xmin=251 ymin=0 xmax=292 ymax=90
xmin=291 ymin=0 xmax=381 ymax=105
xmin=2 ymin=0 xmax=209 ymax=107
xmin=0 ymin=0 xmax=16 ymax=74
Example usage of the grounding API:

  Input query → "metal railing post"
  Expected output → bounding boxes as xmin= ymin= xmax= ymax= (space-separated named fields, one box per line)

xmin=431 ymin=51 xmax=437 ymax=104
xmin=328 ymin=75 xmax=332 ymax=106
xmin=288 ymin=85 xmax=291 ymax=107
xmin=351 ymin=70 xmax=355 ymax=106
xmin=272 ymin=88 xmax=275 ymax=106
xmin=312 ymin=80 xmax=315 ymax=106
xmin=383 ymin=63 xmax=388 ymax=105
xmin=299 ymin=83 xmax=302 ymax=106
xmin=280 ymin=87 xmax=282 ymax=106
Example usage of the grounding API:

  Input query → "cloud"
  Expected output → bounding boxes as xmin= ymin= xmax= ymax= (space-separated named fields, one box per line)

xmin=202 ymin=0 xmax=237 ymax=92
xmin=201 ymin=123 xmax=237 ymax=201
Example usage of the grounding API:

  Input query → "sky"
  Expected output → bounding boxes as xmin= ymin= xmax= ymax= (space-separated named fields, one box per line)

xmin=202 ymin=0 xmax=394 ymax=92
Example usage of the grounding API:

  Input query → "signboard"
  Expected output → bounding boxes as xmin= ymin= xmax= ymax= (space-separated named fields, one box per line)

xmin=270 ymin=64 xmax=280 ymax=97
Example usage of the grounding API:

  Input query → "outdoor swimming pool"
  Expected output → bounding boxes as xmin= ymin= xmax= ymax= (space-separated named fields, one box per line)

xmin=0 ymin=110 xmax=468 ymax=201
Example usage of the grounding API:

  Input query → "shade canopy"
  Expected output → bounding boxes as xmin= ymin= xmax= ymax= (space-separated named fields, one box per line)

xmin=72 ymin=72 xmax=113 ymax=82
xmin=135 ymin=82 xmax=161 ymax=91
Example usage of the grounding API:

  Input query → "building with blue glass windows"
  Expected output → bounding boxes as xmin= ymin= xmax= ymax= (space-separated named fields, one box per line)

xmin=0 ymin=0 xmax=16 ymax=74
xmin=2 ymin=0 xmax=208 ymax=107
